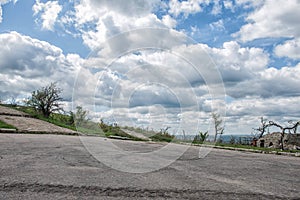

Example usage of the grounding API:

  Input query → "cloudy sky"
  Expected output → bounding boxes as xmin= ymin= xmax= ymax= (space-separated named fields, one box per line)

xmin=1 ymin=0 xmax=300 ymax=135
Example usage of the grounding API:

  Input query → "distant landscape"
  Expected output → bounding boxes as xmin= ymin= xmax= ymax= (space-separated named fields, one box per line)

xmin=1 ymin=1 xmax=300 ymax=199
xmin=1 ymin=82 xmax=299 ymax=154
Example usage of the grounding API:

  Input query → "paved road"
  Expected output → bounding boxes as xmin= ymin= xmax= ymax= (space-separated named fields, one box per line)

xmin=0 ymin=134 xmax=299 ymax=199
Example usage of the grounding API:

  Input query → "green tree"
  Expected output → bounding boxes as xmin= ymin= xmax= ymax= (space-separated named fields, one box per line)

xmin=200 ymin=131 xmax=209 ymax=142
xmin=73 ymin=106 xmax=88 ymax=126
xmin=26 ymin=82 xmax=63 ymax=118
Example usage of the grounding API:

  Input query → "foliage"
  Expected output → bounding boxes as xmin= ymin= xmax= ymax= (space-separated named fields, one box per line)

xmin=150 ymin=127 xmax=175 ymax=143
xmin=193 ymin=131 xmax=209 ymax=144
xmin=123 ymin=126 xmax=157 ymax=137
xmin=70 ymin=106 xmax=89 ymax=127
xmin=99 ymin=120 xmax=144 ymax=141
xmin=150 ymin=132 xmax=175 ymax=142
xmin=26 ymin=82 xmax=63 ymax=118
xmin=47 ymin=112 xmax=76 ymax=130
xmin=1 ymin=104 xmax=120 ymax=136
xmin=4 ymin=104 xmax=76 ymax=131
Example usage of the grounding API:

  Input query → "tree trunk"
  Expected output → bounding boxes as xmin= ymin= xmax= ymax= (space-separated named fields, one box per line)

xmin=214 ymin=126 xmax=217 ymax=142
xmin=280 ymin=131 xmax=284 ymax=150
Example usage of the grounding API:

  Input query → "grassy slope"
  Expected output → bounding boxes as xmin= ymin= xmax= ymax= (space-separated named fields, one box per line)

xmin=2 ymin=104 xmax=299 ymax=153
xmin=12 ymin=105 xmax=77 ymax=131
xmin=1 ymin=104 xmax=82 ymax=132
xmin=1 ymin=104 xmax=140 ymax=139
xmin=100 ymin=122 xmax=145 ymax=141
xmin=0 ymin=120 xmax=16 ymax=129
xmin=122 ymin=126 xmax=175 ymax=142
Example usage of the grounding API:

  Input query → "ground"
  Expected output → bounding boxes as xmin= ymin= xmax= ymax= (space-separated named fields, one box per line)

xmin=0 ymin=134 xmax=299 ymax=199
xmin=0 ymin=105 xmax=78 ymax=135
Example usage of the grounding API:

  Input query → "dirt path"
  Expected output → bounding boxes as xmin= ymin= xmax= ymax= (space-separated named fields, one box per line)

xmin=0 ymin=105 xmax=78 ymax=135
xmin=0 ymin=105 xmax=31 ymax=116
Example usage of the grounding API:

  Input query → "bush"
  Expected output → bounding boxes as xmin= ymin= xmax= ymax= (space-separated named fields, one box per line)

xmin=193 ymin=131 xmax=209 ymax=144
xmin=149 ymin=127 xmax=175 ymax=142
xmin=99 ymin=120 xmax=144 ymax=141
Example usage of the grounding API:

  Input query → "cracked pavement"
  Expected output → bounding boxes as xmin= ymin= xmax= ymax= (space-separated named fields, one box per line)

xmin=0 ymin=134 xmax=299 ymax=199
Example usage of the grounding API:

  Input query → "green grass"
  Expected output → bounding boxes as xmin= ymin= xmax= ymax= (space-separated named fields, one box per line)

xmin=37 ymin=114 xmax=76 ymax=131
xmin=1 ymin=104 xmax=88 ymax=133
xmin=100 ymin=123 xmax=145 ymax=141
xmin=122 ymin=126 xmax=158 ymax=136
xmin=0 ymin=120 xmax=16 ymax=129
xmin=2 ymin=104 xmax=300 ymax=153
xmin=149 ymin=132 xmax=175 ymax=143
xmin=76 ymin=127 xmax=104 ymax=136
xmin=2 ymin=104 xmax=147 ymax=139
xmin=122 ymin=126 xmax=176 ymax=142
xmin=215 ymin=143 xmax=271 ymax=150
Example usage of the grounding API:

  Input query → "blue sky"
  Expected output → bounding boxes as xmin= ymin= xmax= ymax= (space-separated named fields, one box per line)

xmin=1 ymin=0 xmax=90 ymax=56
xmin=1 ymin=0 xmax=300 ymax=135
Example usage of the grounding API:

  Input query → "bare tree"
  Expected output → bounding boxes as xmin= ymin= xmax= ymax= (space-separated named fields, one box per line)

xmin=288 ymin=120 xmax=299 ymax=134
xmin=212 ymin=112 xmax=224 ymax=142
xmin=9 ymin=96 xmax=18 ymax=106
xmin=268 ymin=120 xmax=300 ymax=150
xmin=182 ymin=130 xmax=186 ymax=141
xmin=26 ymin=82 xmax=63 ymax=118
xmin=253 ymin=117 xmax=270 ymax=139
xmin=160 ymin=126 xmax=171 ymax=134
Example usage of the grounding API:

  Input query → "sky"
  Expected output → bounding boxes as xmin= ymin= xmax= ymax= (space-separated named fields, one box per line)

xmin=0 ymin=0 xmax=300 ymax=136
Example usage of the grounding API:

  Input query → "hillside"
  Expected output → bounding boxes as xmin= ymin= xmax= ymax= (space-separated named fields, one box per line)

xmin=0 ymin=105 xmax=149 ymax=140
xmin=0 ymin=105 xmax=78 ymax=135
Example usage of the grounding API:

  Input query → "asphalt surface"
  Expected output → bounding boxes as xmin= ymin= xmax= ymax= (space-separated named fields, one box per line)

xmin=0 ymin=134 xmax=299 ymax=199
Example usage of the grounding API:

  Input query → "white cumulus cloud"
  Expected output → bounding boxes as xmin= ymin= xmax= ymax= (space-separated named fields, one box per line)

xmin=234 ymin=0 xmax=300 ymax=42
xmin=168 ymin=0 xmax=204 ymax=17
xmin=0 ymin=31 xmax=81 ymax=101
xmin=33 ymin=0 xmax=62 ymax=31
xmin=275 ymin=38 xmax=300 ymax=60
xmin=62 ymin=0 xmax=177 ymax=51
